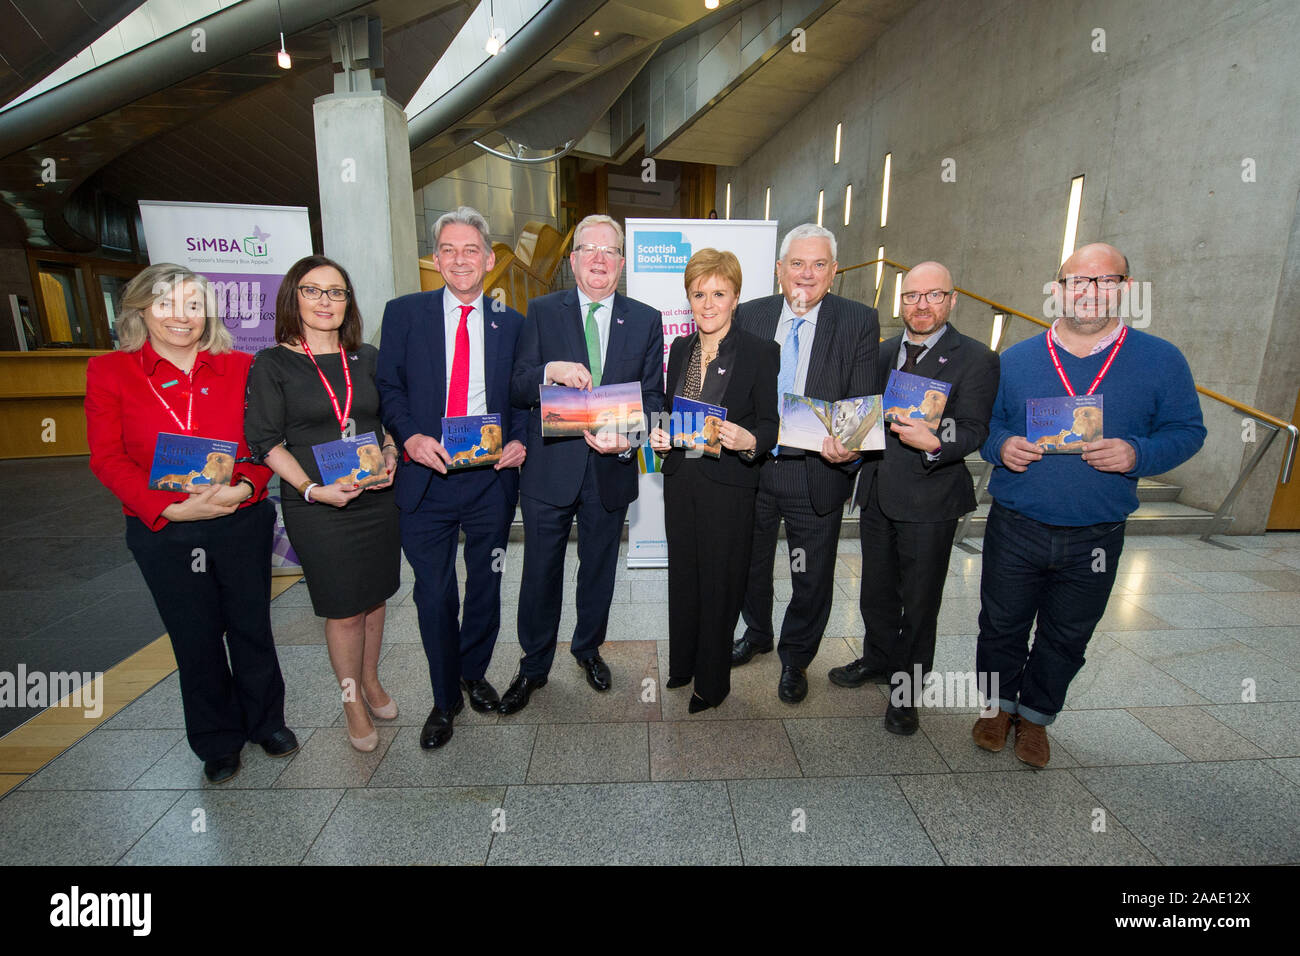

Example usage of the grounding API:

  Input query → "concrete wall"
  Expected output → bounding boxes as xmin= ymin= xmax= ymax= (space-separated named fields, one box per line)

xmin=416 ymin=153 xmax=557 ymax=256
xmin=718 ymin=0 xmax=1300 ymax=532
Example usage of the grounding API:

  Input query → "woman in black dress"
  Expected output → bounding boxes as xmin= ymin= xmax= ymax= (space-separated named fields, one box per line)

xmin=245 ymin=255 xmax=401 ymax=752
xmin=649 ymin=249 xmax=779 ymax=712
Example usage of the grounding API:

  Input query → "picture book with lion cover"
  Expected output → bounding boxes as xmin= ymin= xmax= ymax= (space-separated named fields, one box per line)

xmin=1026 ymin=395 xmax=1104 ymax=453
xmin=669 ymin=397 xmax=727 ymax=458
xmin=442 ymin=414 xmax=503 ymax=470
xmin=148 ymin=433 xmax=238 ymax=491
xmin=540 ymin=381 xmax=645 ymax=438
xmin=882 ymin=370 xmax=952 ymax=432
xmin=778 ymin=393 xmax=885 ymax=453
xmin=312 ymin=431 xmax=389 ymax=487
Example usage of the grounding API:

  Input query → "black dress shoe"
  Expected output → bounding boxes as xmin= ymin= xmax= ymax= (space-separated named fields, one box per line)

xmin=731 ymin=635 xmax=774 ymax=667
xmin=828 ymin=657 xmax=893 ymax=688
xmin=665 ymin=675 xmax=692 ymax=689
xmin=688 ymin=693 xmax=715 ymax=714
xmin=420 ymin=699 xmax=464 ymax=750
xmin=577 ymin=653 xmax=611 ymax=692
xmin=777 ymin=664 xmax=808 ymax=704
xmin=462 ymin=678 xmax=500 ymax=713
xmin=884 ymin=702 xmax=919 ymax=736
xmin=260 ymin=727 xmax=299 ymax=758
xmin=203 ymin=752 xmax=241 ymax=784
xmin=497 ymin=672 xmax=548 ymax=715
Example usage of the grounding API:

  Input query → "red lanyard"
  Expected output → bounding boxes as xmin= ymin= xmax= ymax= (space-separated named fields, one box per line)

xmin=141 ymin=353 xmax=194 ymax=433
xmin=1046 ymin=325 xmax=1127 ymax=396
xmin=300 ymin=339 xmax=353 ymax=435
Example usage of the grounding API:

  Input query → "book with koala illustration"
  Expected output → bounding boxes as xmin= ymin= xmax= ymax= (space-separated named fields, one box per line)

xmin=540 ymin=381 xmax=645 ymax=439
xmin=442 ymin=414 xmax=503 ymax=470
xmin=778 ymin=393 xmax=885 ymax=453
xmin=312 ymin=431 xmax=389 ymax=487
xmin=1026 ymin=395 xmax=1104 ymax=453
xmin=882 ymin=370 xmax=952 ymax=432
xmin=148 ymin=432 xmax=238 ymax=490
xmin=669 ymin=397 xmax=727 ymax=458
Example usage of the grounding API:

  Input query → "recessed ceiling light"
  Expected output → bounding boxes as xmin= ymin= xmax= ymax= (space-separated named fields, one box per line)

xmin=593 ymin=30 xmax=600 ymax=36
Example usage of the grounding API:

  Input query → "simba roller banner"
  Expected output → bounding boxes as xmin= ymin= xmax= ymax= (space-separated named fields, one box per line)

xmin=624 ymin=218 xmax=778 ymax=568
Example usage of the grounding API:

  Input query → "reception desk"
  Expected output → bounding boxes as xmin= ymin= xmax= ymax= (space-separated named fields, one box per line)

xmin=0 ymin=349 xmax=108 ymax=459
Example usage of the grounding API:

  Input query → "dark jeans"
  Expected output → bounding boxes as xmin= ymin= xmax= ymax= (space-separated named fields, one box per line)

xmin=126 ymin=500 xmax=287 ymax=760
xmin=975 ymin=501 xmax=1125 ymax=725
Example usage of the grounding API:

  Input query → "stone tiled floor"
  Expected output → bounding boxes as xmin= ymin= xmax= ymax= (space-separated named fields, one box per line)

xmin=2 ymin=531 xmax=1299 ymax=865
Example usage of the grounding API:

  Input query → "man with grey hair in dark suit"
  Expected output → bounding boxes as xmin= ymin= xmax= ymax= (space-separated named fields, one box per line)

xmin=731 ymin=223 xmax=880 ymax=704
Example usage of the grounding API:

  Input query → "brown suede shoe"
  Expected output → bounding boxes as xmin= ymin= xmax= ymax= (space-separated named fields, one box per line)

xmin=972 ymin=710 xmax=1015 ymax=752
xmin=1014 ymin=717 xmax=1050 ymax=768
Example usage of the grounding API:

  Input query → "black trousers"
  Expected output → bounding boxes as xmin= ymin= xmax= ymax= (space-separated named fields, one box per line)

xmin=664 ymin=462 xmax=756 ymax=705
xmin=401 ymin=479 xmax=513 ymax=711
xmin=517 ymin=454 xmax=627 ymax=678
xmin=858 ymin=476 xmax=958 ymax=702
xmin=741 ymin=458 xmax=843 ymax=669
xmin=126 ymin=500 xmax=287 ymax=760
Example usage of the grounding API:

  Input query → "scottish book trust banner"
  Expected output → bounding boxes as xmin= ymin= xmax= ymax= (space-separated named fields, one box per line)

xmin=624 ymin=219 xmax=779 ymax=568
xmin=138 ymin=200 xmax=315 ymax=572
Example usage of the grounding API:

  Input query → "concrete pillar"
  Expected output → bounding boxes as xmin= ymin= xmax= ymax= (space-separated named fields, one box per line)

xmin=312 ymin=90 xmax=419 ymax=344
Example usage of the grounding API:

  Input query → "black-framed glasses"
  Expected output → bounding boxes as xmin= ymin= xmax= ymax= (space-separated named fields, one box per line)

xmin=1059 ymin=274 xmax=1126 ymax=292
xmin=900 ymin=290 xmax=954 ymax=305
xmin=298 ymin=285 xmax=350 ymax=301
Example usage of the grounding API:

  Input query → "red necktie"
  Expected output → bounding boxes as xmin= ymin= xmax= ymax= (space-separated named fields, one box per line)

xmin=447 ymin=304 xmax=472 ymax=417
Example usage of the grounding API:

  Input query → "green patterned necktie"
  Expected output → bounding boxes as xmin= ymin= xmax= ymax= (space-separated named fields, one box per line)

xmin=585 ymin=300 xmax=603 ymax=385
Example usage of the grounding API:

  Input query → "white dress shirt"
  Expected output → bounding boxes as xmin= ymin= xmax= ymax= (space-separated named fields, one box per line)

xmin=443 ymin=292 xmax=487 ymax=416
xmin=544 ymin=290 xmax=616 ymax=384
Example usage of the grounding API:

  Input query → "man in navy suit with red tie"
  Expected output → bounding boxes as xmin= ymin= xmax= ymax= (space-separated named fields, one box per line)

xmin=502 ymin=214 xmax=665 ymax=714
xmin=376 ymin=207 xmax=527 ymax=749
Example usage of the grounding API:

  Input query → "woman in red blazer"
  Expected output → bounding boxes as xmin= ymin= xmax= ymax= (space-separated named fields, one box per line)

xmin=85 ymin=263 xmax=296 ymax=784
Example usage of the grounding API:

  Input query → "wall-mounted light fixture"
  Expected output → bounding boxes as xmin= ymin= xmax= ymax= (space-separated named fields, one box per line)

xmin=875 ymin=245 xmax=884 ymax=291
xmin=843 ymin=184 xmax=852 ymax=226
xmin=990 ymin=312 xmax=1005 ymax=350
xmin=764 ymin=186 xmax=771 ymax=220
xmin=880 ymin=152 xmax=892 ymax=228
xmin=725 ymin=182 xmax=731 ymax=219
xmin=1061 ymin=175 xmax=1084 ymax=264
xmin=892 ymin=271 xmax=902 ymax=317
xmin=816 ymin=189 xmax=824 ymax=227
xmin=834 ymin=123 xmax=842 ymax=165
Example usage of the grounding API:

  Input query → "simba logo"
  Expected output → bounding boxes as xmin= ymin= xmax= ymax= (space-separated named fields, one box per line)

xmin=184 ymin=224 xmax=270 ymax=258
xmin=633 ymin=232 xmax=691 ymax=272
xmin=50 ymin=886 xmax=151 ymax=936
xmin=0 ymin=666 xmax=102 ymax=717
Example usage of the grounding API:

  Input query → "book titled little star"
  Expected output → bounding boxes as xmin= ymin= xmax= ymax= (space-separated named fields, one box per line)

xmin=882 ymin=370 xmax=951 ymax=432
xmin=312 ymin=431 xmax=390 ymax=487
xmin=1026 ymin=395 xmax=1104 ymax=453
xmin=669 ymin=397 xmax=728 ymax=458
xmin=148 ymin=432 xmax=237 ymax=490
xmin=442 ymin=414 xmax=503 ymax=470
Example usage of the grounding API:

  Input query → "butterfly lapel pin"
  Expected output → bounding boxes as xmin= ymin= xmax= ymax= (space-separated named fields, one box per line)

xmin=616 ymin=317 xmax=625 ymax=325
xmin=491 ymin=321 xmax=499 ymax=329
xmin=717 ymin=367 xmax=727 ymax=375
xmin=938 ymin=356 xmax=948 ymax=365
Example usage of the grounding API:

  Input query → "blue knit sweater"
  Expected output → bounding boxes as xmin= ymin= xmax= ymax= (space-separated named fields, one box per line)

xmin=981 ymin=328 xmax=1206 ymax=525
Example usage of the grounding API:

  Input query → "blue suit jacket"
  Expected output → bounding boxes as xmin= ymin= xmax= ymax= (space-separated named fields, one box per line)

xmin=376 ymin=288 xmax=526 ymax=513
xmin=510 ymin=288 xmax=665 ymax=510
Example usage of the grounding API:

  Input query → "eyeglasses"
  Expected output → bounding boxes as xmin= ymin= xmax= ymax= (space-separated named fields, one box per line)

xmin=1059 ymin=274 xmax=1126 ymax=292
xmin=574 ymin=243 xmax=623 ymax=259
xmin=298 ymin=285 xmax=350 ymax=302
xmin=900 ymin=290 xmax=954 ymax=305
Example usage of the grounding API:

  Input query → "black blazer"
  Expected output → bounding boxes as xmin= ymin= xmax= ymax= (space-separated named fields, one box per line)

xmin=510 ymin=288 xmax=665 ymax=510
xmin=734 ymin=292 xmax=879 ymax=515
xmin=856 ymin=323 xmax=1000 ymax=521
xmin=660 ymin=327 xmax=780 ymax=487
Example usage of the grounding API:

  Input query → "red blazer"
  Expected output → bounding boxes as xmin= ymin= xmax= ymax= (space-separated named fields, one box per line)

xmin=85 ymin=342 xmax=271 ymax=531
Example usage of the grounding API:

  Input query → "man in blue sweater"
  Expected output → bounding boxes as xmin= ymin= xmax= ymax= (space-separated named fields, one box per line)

xmin=973 ymin=243 xmax=1206 ymax=767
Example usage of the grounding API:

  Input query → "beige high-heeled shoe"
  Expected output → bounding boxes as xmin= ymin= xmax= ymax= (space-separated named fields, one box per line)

xmin=343 ymin=703 xmax=379 ymax=753
xmin=362 ymin=689 xmax=398 ymax=721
